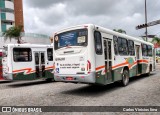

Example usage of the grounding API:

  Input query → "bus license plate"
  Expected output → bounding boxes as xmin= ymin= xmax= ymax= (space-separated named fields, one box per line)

xmin=66 ymin=77 xmax=73 ymax=80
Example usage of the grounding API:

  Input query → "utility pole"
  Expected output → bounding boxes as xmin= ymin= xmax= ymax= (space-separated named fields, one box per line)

xmin=145 ymin=0 xmax=148 ymax=41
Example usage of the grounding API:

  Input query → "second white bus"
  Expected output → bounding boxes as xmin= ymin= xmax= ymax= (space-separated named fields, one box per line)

xmin=2 ymin=44 xmax=54 ymax=81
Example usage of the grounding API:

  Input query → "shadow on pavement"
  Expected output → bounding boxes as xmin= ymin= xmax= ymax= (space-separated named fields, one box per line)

xmin=0 ymin=80 xmax=13 ymax=84
xmin=62 ymin=73 xmax=156 ymax=97
xmin=8 ymin=80 xmax=54 ymax=88
xmin=129 ymin=73 xmax=155 ymax=84
xmin=62 ymin=82 xmax=121 ymax=97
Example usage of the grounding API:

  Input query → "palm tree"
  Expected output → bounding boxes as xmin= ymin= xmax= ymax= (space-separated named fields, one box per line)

xmin=113 ymin=29 xmax=126 ymax=34
xmin=3 ymin=25 xmax=23 ymax=44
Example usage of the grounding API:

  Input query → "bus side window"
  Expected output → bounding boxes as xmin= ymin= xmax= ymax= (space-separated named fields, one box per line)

xmin=113 ymin=36 xmax=118 ymax=55
xmin=147 ymin=45 xmax=152 ymax=57
xmin=47 ymin=48 xmax=53 ymax=61
xmin=13 ymin=48 xmax=32 ymax=62
xmin=142 ymin=44 xmax=147 ymax=56
xmin=94 ymin=31 xmax=102 ymax=55
xmin=128 ymin=40 xmax=135 ymax=56
xmin=118 ymin=37 xmax=128 ymax=55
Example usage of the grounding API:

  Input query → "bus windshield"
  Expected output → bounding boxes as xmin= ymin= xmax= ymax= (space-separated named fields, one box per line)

xmin=54 ymin=29 xmax=88 ymax=50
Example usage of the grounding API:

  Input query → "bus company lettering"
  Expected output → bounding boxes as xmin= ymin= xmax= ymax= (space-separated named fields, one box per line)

xmin=60 ymin=63 xmax=80 ymax=69
xmin=60 ymin=63 xmax=80 ymax=66
xmin=55 ymin=58 xmax=65 ymax=61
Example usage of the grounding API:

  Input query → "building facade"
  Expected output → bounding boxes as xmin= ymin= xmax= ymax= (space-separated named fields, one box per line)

xmin=0 ymin=0 xmax=24 ymax=32
xmin=0 ymin=0 xmax=51 ymax=48
xmin=14 ymin=0 xmax=24 ymax=31
xmin=0 ymin=0 xmax=19 ymax=32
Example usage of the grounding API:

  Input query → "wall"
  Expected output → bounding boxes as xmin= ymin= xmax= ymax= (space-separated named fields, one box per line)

xmin=0 ymin=32 xmax=51 ymax=48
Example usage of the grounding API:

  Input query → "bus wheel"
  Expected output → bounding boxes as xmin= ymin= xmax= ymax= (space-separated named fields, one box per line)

xmin=121 ymin=69 xmax=129 ymax=86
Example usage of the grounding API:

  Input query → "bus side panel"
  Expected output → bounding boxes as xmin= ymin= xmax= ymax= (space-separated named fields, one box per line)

xmin=94 ymin=32 xmax=107 ymax=85
xmin=12 ymin=48 xmax=54 ymax=80
xmin=129 ymin=65 xmax=137 ymax=77
xmin=13 ymin=73 xmax=36 ymax=80
xmin=142 ymin=63 xmax=148 ymax=74
xmin=153 ymin=49 xmax=156 ymax=70
xmin=45 ymin=61 xmax=54 ymax=79
xmin=112 ymin=68 xmax=122 ymax=81
xmin=12 ymin=48 xmax=36 ymax=80
xmin=95 ymin=71 xmax=105 ymax=85
xmin=45 ymin=48 xmax=54 ymax=79
xmin=45 ymin=69 xmax=54 ymax=78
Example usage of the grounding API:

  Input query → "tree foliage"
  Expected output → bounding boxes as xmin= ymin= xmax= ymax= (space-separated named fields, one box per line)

xmin=152 ymin=36 xmax=160 ymax=46
xmin=3 ymin=25 xmax=23 ymax=44
xmin=113 ymin=29 xmax=126 ymax=34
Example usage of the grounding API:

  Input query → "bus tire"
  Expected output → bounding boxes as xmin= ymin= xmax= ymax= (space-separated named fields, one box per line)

xmin=121 ymin=69 xmax=129 ymax=86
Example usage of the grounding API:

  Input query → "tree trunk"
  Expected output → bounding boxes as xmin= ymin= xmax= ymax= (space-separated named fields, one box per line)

xmin=17 ymin=37 xmax=21 ymax=44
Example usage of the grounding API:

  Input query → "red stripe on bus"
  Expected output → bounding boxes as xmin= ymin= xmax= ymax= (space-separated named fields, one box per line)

xmin=45 ymin=66 xmax=54 ymax=70
xmin=96 ymin=65 xmax=105 ymax=71
xmin=137 ymin=60 xmax=149 ymax=63
xmin=13 ymin=68 xmax=33 ymax=74
xmin=96 ymin=59 xmax=149 ymax=72
xmin=112 ymin=62 xmax=128 ymax=69
xmin=13 ymin=66 xmax=54 ymax=74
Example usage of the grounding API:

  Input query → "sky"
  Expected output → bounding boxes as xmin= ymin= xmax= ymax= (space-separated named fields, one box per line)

xmin=23 ymin=0 xmax=160 ymax=37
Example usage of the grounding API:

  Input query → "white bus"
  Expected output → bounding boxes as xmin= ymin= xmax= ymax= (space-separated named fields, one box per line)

xmin=53 ymin=24 xmax=156 ymax=86
xmin=2 ymin=44 xmax=54 ymax=81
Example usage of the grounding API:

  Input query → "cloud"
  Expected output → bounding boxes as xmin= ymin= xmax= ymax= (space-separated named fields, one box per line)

xmin=23 ymin=0 xmax=160 ymax=37
xmin=24 ymin=0 xmax=66 ymax=8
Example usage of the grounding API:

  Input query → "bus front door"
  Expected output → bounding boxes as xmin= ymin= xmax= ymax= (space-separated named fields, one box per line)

xmin=103 ymin=38 xmax=113 ymax=83
xmin=136 ymin=45 xmax=141 ymax=75
xmin=34 ymin=52 xmax=46 ymax=78
xmin=153 ymin=48 xmax=156 ymax=70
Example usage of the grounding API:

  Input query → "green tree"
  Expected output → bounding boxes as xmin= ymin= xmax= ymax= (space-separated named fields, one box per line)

xmin=152 ymin=36 xmax=160 ymax=46
xmin=3 ymin=25 xmax=23 ymax=44
xmin=113 ymin=29 xmax=126 ymax=34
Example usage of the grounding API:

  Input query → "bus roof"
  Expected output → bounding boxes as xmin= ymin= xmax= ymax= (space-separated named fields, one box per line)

xmin=94 ymin=24 xmax=153 ymax=46
xmin=54 ymin=24 xmax=153 ymax=46
xmin=3 ymin=44 xmax=53 ymax=48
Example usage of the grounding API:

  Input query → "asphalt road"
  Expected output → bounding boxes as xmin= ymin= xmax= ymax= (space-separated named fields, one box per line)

xmin=0 ymin=65 xmax=160 ymax=114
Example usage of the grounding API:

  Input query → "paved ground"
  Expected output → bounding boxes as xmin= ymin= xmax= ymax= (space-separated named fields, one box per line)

xmin=0 ymin=65 xmax=160 ymax=114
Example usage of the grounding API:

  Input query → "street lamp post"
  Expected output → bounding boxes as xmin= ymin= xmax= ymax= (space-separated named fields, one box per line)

xmin=145 ymin=0 xmax=148 ymax=41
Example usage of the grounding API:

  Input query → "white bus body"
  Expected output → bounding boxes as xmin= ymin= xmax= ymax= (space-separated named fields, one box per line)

xmin=53 ymin=24 xmax=156 ymax=85
xmin=2 ymin=44 xmax=54 ymax=81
